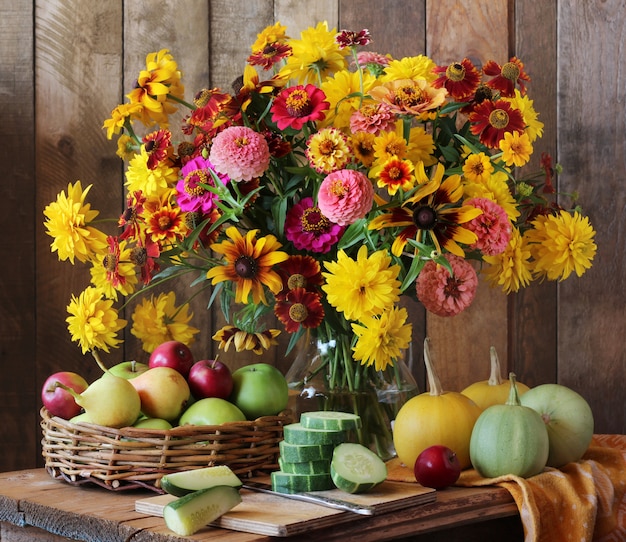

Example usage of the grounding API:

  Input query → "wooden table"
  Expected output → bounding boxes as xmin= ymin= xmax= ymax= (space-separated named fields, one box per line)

xmin=0 ymin=469 xmax=523 ymax=541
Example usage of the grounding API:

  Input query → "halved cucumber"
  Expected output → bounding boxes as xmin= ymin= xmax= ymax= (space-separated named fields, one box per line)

xmin=271 ymin=470 xmax=334 ymax=493
xmin=279 ymin=440 xmax=335 ymax=462
xmin=163 ymin=485 xmax=242 ymax=536
xmin=330 ymin=442 xmax=387 ymax=494
xmin=283 ymin=422 xmax=346 ymax=445
xmin=160 ymin=465 xmax=242 ymax=497
xmin=279 ymin=456 xmax=330 ymax=475
xmin=300 ymin=411 xmax=362 ymax=431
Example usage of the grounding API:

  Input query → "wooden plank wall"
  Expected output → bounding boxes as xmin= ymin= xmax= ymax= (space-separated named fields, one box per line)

xmin=0 ymin=0 xmax=624 ymax=473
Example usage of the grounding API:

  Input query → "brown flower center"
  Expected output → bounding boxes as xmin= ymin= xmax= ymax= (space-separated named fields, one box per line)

xmin=130 ymin=247 xmax=147 ymax=266
xmin=288 ymin=303 xmax=308 ymax=323
xmin=446 ymin=62 xmax=466 ymax=82
xmin=234 ymin=255 xmax=257 ymax=278
xmin=501 ymin=61 xmax=521 ymax=81
xmin=489 ymin=108 xmax=510 ymax=129
xmin=287 ymin=273 xmax=306 ymax=290
xmin=413 ymin=205 xmax=437 ymax=229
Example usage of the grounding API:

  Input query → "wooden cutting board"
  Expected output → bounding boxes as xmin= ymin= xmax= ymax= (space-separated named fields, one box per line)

xmin=135 ymin=481 xmax=436 ymax=537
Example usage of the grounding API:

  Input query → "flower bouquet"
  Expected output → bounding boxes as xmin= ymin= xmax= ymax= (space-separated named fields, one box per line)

xmin=44 ymin=21 xmax=596 ymax=458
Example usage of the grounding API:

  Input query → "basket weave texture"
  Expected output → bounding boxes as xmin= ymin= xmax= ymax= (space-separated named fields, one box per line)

xmin=40 ymin=406 xmax=291 ymax=492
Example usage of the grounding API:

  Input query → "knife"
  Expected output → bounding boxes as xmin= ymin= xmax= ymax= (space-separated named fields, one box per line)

xmin=241 ymin=480 xmax=375 ymax=516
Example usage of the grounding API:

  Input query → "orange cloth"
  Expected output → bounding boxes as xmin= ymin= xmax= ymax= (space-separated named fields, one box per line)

xmin=386 ymin=434 xmax=626 ymax=542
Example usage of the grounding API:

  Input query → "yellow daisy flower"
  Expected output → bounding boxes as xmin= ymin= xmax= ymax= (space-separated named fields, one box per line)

xmin=66 ymin=286 xmax=127 ymax=354
xmin=526 ymin=210 xmax=597 ymax=281
xmin=499 ymin=131 xmax=533 ymax=168
xmin=125 ymin=146 xmax=179 ymax=198
xmin=463 ymin=152 xmax=495 ymax=184
xmin=380 ymin=55 xmax=438 ymax=83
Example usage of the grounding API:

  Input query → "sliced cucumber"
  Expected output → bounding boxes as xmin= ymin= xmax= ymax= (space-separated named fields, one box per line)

xmin=160 ymin=465 xmax=242 ymax=497
xmin=163 ymin=485 xmax=242 ymax=536
xmin=283 ymin=422 xmax=346 ymax=445
xmin=279 ymin=440 xmax=335 ymax=462
xmin=279 ymin=456 xmax=330 ymax=475
xmin=300 ymin=411 xmax=362 ymax=431
xmin=330 ymin=442 xmax=387 ymax=494
xmin=271 ymin=470 xmax=334 ymax=493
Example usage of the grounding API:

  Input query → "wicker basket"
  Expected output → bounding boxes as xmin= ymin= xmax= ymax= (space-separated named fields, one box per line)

xmin=40 ymin=406 xmax=292 ymax=492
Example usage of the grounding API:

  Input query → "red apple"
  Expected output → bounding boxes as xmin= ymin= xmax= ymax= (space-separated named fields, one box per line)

xmin=148 ymin=341 xmax=194 ymax=378
xmin=41 ymin=371 xmax=89 ymax=419
xmin=187 ymin=359 xmax=233 ymax=400
xmin=414 ymin=445 xmax=462 ymax=489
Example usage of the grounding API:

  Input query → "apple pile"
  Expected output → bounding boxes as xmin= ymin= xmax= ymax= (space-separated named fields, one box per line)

xmin=41 ymin=340 xmax=290 ymax=430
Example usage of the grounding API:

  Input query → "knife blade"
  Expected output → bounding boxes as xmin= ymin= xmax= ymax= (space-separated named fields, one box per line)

xmin=241 ymin=481 xmax=375 ymax=516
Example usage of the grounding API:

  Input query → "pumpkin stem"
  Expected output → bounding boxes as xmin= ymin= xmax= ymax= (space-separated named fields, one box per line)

xmin=424 ymin=338 xmax=444 ymax=396
xmin=505 ymin=372 xmax=522 ymax=406
xmin=488 ymin=346 xmax=504 ymax=386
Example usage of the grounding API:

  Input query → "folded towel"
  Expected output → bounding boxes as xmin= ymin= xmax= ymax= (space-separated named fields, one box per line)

xmin=386 ymin=434 xmax=626 ymax=542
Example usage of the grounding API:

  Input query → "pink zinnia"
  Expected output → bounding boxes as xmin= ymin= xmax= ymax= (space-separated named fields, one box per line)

xmin=317 ymin=169 xmax=374 ymax=226
xmin=285 ymin=197 xmax=345 ymax=253
xmin=270 ymin=84 xmax=329 ymax=130
xmin=415 ymin=254 xmax=478 ymax=317
xmin=354 ymin=51 xmax=390 ymax=70
xmin=208 ymin=126 xmax=270 ymax=181
xmin=464 ymin=197 xmax=512 ymax=255
xmin=349 ymin=102 xmax=397 ymax=135
xmin=176 ymin=156 xmax=229 ymax=214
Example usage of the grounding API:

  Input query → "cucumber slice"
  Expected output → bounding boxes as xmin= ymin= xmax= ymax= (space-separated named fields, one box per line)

xmin=330 ymin=442 xmax=387 ymax=494
xmin=160 ymin=465 xmax=242 ymax=497
xmin=279 ymin=456 xmax=330 ymax=475
xmin=163 ymin=485 xmax=242 ymax=536
xmin=300 ymin=411 xmax=362 ymax=431
xmin=283 ymin=422 xmax=346 ymax=445
xmin=279 ymin=440 xmax=335 ymax=462
xmin=271 ymin=470 xmax=334 ymax=493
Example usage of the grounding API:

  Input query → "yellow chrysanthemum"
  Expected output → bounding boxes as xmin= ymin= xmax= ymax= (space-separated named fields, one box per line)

xmin=125 ymin=146 xmax=179 ymax=198
xmin=499 ymin=131 xmax=533 ymax=168
xmin=102 ymin=102 xmax=144 ymax=140
xmin=66 ymin=286 xmax=127 ymax=354
xmin=43 ymin=181 xmax=108 ymax=264
xmin=322 ymin=245 xmax=401 ymax=321
xmin=406 ymin=125 xmax=437 ymax=166
xmin=89 ymin=239 xmax=139 ymax=301
xmin=463 ymin=152 xmax=495 ymax=184
xmin=464 ymin=170 xmax=520 ymax=222
xmin=130 ymin=291 xmax=200 ymax=353
xmin=483 ymin=227 xmax=533 ymax=293
xmin=278 ymin=21 xmax=349 ymax=85
xmin=504 ymin=89 xmax=544 ymax=143
xmin=373 ymin=130 xmax=408 ymax=163
xmin=319 ymin=69 xmax=377 ymax=129
xmin=250 ymin=21 xmax=289 ymax=52
xmin=525 ymin=210 xmax=597 ymax=281
xmin=351 ymin=306 xmax=412 ymax=371
xmin=380 ymin=55 xmax=437 ymax=83
xmin=206 ymin=227 xmax=289 ymax=305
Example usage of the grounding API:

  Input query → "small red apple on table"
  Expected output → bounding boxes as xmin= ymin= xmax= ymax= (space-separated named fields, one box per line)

xmin=187 ymin=357 xmax=233 ymax=400
xmin=148 ymin=340 xmax=194 ymax=378
xmin=414 ymin=445 xmax=462 ymax=489
xmin=41 ymin=371 xmax=89 ymax=419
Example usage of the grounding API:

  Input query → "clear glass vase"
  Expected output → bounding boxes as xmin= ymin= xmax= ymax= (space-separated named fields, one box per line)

xmin=285 ymin=328 xmax=418 ymax=460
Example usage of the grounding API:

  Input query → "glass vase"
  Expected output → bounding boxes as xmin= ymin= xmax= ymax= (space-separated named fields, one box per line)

xmin=285 ymin=328 xmax=418 ymax=461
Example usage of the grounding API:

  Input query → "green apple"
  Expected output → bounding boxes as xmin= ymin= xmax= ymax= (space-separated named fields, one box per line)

xmin=108 ymin=360 xmax=149 ymax=379
xmin=179 ymin=397 xmax=246 ymax=426
xmin=133 ymin=417 xmax=173 ymax=430
xmin=229 ymin=363 xmax=289 ymax=420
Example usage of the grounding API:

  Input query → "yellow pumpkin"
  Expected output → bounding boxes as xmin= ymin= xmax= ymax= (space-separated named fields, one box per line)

xmin=461 ymin=346 xmax=530 ymax=411
xmin=393 ymin=338 xmax=481 ymax=470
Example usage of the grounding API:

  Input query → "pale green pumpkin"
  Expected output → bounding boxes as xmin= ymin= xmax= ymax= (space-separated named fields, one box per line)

xmin=469 ymin=373 xmax=549 ymax=479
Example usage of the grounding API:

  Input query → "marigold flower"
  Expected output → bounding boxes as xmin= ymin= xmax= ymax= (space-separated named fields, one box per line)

xmin=209 ymin=125 xmax=270 ymax=181
xmin=285 ymin=197 xmax=345 ymax=253
xmin=317 ymin=169 xmax=374 ymax=226
xmin=66 ymin=286 xmax=127 ymax=354
xmin=526 ymin=210 xmax=597 ymax=281
xmin=43 ymin=181 xmax=108 ymax=264
xmin=351 ymin=306 xmax=412 ymax=371
xmin=415 ymin=254 xmax=478 ymax=317
xmin=306 ymin=127 xmax=352 ymax=174
xmin=270 ymin=84 xmax=329 ymax=130
xmin=130 ymin=291 xmax=199 ymax=353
